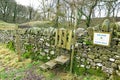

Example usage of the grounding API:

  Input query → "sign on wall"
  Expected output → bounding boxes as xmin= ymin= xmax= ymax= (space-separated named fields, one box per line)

xmin=93 ymin=32 xmax=111 ymax=46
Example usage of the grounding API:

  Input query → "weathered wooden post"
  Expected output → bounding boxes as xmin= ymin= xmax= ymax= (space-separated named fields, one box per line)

xmin=70 ymin=9 xmax=77 ymax=73
xmin=15 ymin=29 xmax=22 ymax=61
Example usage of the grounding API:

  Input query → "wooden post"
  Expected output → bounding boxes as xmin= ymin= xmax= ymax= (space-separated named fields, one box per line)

xmin=70 ymin=9 xmax=77 ymax=74
xmin=66 ymin=30 xmax=72 ymax=50
xmin=15 ymin=30 xmax=22 ymax=61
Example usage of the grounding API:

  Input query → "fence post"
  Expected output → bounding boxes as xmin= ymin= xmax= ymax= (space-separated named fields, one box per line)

xmin=15 ymin=29 xmax=22 ymax=61
xmin=70 ymin=9 xmax=77 ymax=74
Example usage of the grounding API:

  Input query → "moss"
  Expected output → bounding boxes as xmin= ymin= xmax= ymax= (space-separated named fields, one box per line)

xmin=6 ymin=41 xmax=15 ymax=51
xmin=87 ymin=68 xmax=107 ymax=78
xmin=113 ymin=75 xmax=120 ymax=80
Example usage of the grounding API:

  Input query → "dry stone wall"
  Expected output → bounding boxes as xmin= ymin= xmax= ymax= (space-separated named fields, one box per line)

xmin=0 ymin=20 xmax=120 ymax=77
xmin=75 ymin=20 xmax=120 ymax=77
xmin=0 ymin=30 xmax=15 ymax=43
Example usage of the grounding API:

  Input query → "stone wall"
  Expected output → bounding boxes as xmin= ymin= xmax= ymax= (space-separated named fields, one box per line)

xmin=75 ymin=41 xmax=120 ymax=76
xmin=75 ymin=20 xmax=120 ymax=77
xmin=0 ymin=21 xmax=120 ymax=77
xmin=0 ymin=30 xmax=15 ymax=43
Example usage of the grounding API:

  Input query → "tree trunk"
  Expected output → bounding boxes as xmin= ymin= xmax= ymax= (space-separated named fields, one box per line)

xmin=55 ymin=0 xmax=60 ymax=28
xmin=29 ymin=9 xmax=32 ymax=20
xmin=13 ymin=4 xmax=17 ymax=22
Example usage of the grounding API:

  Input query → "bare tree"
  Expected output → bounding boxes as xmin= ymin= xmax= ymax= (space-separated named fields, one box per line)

xmin=77 ymin=0 xmax=98 ymax=27
xmin=12 ymin=2 xmax=17 ymax=22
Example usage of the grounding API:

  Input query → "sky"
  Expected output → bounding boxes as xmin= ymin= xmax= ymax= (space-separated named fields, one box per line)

xmin=15 ymin=0 xmax=40 ymax=9
xmin=15 ymin=0 xmax=120 ymax=17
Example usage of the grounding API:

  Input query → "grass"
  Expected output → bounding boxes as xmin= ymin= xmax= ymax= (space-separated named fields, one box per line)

xmin=0 ymin=19 xmax=118 ymax=79
xmin=0 ymin=63 xmax=33 ymax=80
xmin=0 ymin=44 xmax=32 ymax=80
xmin=0 ymin=47 xmax=118 ymax=79
xmin=0 ymin=43 xmax=109 ymax=80
xmin=0 ymin=20 xmax=18 ymax=30
xmin=21 ymin=21 xmax=52 ymax=28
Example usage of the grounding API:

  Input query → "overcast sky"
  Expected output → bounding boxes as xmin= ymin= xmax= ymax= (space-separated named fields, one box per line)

xmin=15 ymin=0 xmax=120 ymax=17
xmin=15 ymin=0 xmax=40 ymax=9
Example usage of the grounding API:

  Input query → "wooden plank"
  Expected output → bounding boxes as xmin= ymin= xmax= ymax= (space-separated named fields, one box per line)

xmin=61 ymin=30 xmax=67 ymax=48
xmin=45 ymin=60 xmax=57 ymax=69
xmin=55 ymin=55 xmax=69 ymax=65
xmin=58 ymin=29 xmax=62 ymax=47
xmin=40 ymin=64 xmax=49 ymax=70
xmin=55 ymin=30 xmax=59 ymax=46
xmin=66 ymin=30 xmax=72 ymax=50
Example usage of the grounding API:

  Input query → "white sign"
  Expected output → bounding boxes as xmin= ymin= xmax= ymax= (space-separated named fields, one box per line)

xmin=93 ymin=32 xmax=111 ymax=46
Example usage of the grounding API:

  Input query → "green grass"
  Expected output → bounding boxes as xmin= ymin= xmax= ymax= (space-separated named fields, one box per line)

xmin=0 ymin=63 xmax=33 ymax=80
xmin=0 ymin=20 xmax=17 ymax=30
xmin=21 ymin=21 xmax=52 ymax=28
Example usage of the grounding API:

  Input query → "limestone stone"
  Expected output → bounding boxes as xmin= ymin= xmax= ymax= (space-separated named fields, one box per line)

xmin=87 ymin=27 xmax=94 ymax=39
xmin=80 ymin=64 xmax=85 ymax=68
xmin=87 ymin=58 xmax=93 ymax=63
xmin=94 ymin=53 xmax=100 ymax=58
xmin=118 ymin=65 xmax=120 ymax=70
xmin=102 ymin=66 xmax=113 ymax=74
xmin=104 ymin=62 xmax=111 ymax=68
xmin=91 ymin=66 xmax=96 ymax=69
xmin=99 ymin=50 xmax=104 ymax=54
xmin=45 ymin=42 xmax=50 ymax=46
xmin=115 ymin=60 xmax=120 ymax=64
xmin=47 ymin=56 xmax=50 ymax=60
xmin=96 ymin=63 xmax=103 ymax=67
xmin=112 ymin=52 xmax=118 ymax=55
xmin=111 ymin=63 xmax=117 ymax=68
xmin=90 ymin=62 xmax=96 ymax=67
xmin=94 ymin=59 xmax=102 ymax=63
xmin=76 ymin=56 xmax=80 ymax=60
xmin=40 ymin=64 xmax=49 ymax=70
xmin=100 ymin=55 xmax=109 ymax=61
xmin=81 ymin=58 xmax=85 ymax=62
xmin=102 ymin=66 xmax=107 ymax=73
xmin=50 ymin=51 xmax=55 ymax=55
xmin=117 ymin=49 xmax=120 ymax=53
xmin=109 ymin=75 xmax=114 ymax=80
xmin=45 ymin=60 xmax=57 ymax=69
xmin=40 ymin=52 xmax=45 ymax=56
xmin=55 ymin=55 xmax=69 ymax=65
xmin=86 ymin=65 xmax=91 ymax=69
xmin=75 ymin=28 xmax=85 ymax=37
xmin=116 ymin=70 xmax=120 ymax=76
xmin=114 ymin=55 xmax=120 ymax=60
xmin=109 ymin=58 xmax=115 ymax=62
xmin=86 ymin=61 xmax=90 ymax=64
xmin=44 ymin=49 xmax=49 ymax=53
xmin=101 ymin=19 xmax=110 ymax=32
xmin=88 ymin=55 xmax=95 ymax=59
xmin=81 ymin=53 xmax=87 ymax=58
xmin=87 ymin=48 xmax=91 ymax=51
xmin=75 ymin=43 xmax=79 ymax=48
